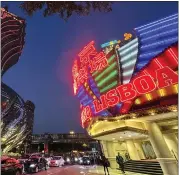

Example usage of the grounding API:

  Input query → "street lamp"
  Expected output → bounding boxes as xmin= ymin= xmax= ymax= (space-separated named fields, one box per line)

xmin=69 ymin=130 xmax=75 ymax=135
xmin=69 ymin=131 xmax=75 ymax=151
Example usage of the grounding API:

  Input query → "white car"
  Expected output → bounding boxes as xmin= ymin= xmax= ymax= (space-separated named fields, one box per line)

xmin=49 ymin=156 xmax=65 ymax=167
xmin=45 ymin=157 xmax=52 ymax=167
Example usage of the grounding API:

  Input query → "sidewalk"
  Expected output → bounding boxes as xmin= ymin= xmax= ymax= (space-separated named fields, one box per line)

xmin=86 ymin=166 xmax=149 ymax=175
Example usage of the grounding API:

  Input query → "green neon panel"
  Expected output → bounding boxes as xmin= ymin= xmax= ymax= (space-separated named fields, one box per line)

xmin=97 ymin=70 xmax=118 ymax=87
xmin=92 ymin=55 xmax=116 ymax=77
xmin=100 ymin=81 xmax=118 ymax=93
xmin=95 ymin=62 xmax=117 ymax=82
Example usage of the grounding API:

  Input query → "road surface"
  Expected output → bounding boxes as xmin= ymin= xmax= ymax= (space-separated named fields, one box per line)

xmin=26 ymin=166 xmax=96 ymax=175
xmin=26 ymin=165 xmax=148 ymax=175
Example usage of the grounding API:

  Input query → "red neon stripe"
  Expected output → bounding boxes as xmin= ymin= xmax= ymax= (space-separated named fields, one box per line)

xmin=120 ymin=44 xmax=178 ymax=114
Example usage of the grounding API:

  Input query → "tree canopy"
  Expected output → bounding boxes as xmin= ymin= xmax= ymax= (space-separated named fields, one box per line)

xmin=20 ymin=1 xmax=113 ymax=21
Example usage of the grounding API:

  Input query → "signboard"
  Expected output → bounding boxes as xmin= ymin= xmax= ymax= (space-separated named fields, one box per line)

xmin=72 ymin=40 xmax=178 ymax=128
xmin=72 ymin=41 xmax=108 ymax=95
xmin=83 ymin=67 xmax=178 ymax=113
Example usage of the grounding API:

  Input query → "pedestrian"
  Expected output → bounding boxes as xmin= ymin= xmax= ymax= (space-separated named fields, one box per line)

xmin=101 ymin=155 xmax=110 ymax=175
xmin=116 ymin=152 xmax=125 ymax=174
xmin=125 ymin=152 xmax=130 ymax=161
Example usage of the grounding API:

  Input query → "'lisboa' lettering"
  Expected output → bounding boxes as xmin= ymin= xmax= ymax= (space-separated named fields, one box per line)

xmin=93 ymin=67 xmax=178 ymax=113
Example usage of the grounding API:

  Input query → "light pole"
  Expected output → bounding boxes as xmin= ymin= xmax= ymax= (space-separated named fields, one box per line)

xmin=69 ymin=131 xmax=75 ymax=151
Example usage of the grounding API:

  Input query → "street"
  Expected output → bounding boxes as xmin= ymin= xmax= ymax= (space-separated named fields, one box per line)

xmin=26 ymin=165 xmax=149 ymax=175
xmin=26 ymin=166 xmax=94 ymax=175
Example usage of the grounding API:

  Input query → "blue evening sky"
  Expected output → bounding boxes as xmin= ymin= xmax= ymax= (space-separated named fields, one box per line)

xmin=2 ymin=2 xmax=178 ymax=134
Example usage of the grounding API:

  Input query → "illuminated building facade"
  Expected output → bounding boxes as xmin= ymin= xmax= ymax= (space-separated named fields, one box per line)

xmin=72 ymin=14 xmax=178 ymax=174
xmin=1 ymin=8 xmax=26 ymax=76
xmin=1 ymin=83 xmax=35 ymax=153
xmin=1 ymin=8 xmax=35 ymax=153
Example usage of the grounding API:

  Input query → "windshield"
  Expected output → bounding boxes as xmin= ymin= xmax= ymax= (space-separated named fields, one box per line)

xmin=52 ymin=157 xmax=61 ymax=160
xmin=82 ymin=157 xmax=89 ymax=161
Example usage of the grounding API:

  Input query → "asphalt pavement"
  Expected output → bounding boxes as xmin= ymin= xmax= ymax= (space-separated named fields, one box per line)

xmin=26 ymin=166 xmax=90 ymax=175
xmin=26 ymin=165 xmax=149 ymax=175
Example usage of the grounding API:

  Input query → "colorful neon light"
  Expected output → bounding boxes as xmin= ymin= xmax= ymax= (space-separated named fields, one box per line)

xmin=81 ymin=106 xmax=92 ymax=128
xmin=101 ymin=40 xmax=118 ymax=48
xmin=91 ymin=67 xmax=178 ymax=113
xmin=72 ymin=31 xmax=178 ymax=128
xmin=72 ymin=41 xmax=109 ymax=94
xmin=89 ymin=52 xmax=108 ymax=73
xmin=78 ymin=41 xmax=97 ymax=65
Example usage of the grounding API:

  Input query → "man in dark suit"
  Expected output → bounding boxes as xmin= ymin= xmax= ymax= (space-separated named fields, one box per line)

xmin=116 ymin=153 xmax=125 ymax=174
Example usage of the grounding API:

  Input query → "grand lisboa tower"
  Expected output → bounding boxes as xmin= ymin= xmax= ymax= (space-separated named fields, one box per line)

xmin=1 ymin=8 xmax=35 ymax=153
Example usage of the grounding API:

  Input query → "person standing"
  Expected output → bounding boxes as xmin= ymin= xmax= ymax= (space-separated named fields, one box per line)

xmin=125 ymin=152 xmax=130 ymax=161
xmin=116 ymin=153 xmax=125 ymax=174
xmin=101 ymin=155 xmax=110 ymax=175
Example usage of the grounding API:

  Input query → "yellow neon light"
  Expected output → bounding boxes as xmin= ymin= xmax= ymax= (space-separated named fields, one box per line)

xmin=172 ymin=84 xmax=178 ymax=94
xmin=135 ymin=99 xmax=141 ymax=105
xmin=146 ymin=93 xmax=152 ymax=101
xmin=158 ymin=89 xmax=166 ymax=97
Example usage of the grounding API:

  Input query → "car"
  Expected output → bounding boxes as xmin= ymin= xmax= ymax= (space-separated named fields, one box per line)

xmin=64 ymin=157 xmax=72 ymax=165
xmin=29 ymin=153 xmax=41 ymax=158
xmin=24 ymin=156 xmax=47 ymax=173
xmin=79 ymin=156 xmax=91 ymax=165
xmin=44 ymin=157 xmax=52 ymax=167
xmin=1 ymin=157 xmax=23 ymax=175
xmin=49 ymin=156 xmax=65 ymax=167
xmin=18 ymin=158 xmax=28 ymax=164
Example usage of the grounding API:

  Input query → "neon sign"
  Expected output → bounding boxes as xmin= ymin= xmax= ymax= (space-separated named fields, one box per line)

xmin=72 ymin=41 xmax=108 ymax=94
xmin=89 ymin=67 xmax=178 ymax=113
xmin=73 ymin=41 xmax=178 ymax=127
xmin=81 ymin=105 xmax=92 ymax=128
xmin=80 ymin=66 xmax=178 ymax=126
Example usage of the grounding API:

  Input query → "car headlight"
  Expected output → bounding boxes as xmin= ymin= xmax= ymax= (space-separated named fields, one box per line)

xmin=87 ymin=160 xmax=90 ymax=163
xmin=67 ymin=158 xmax=70 ymax=162
xmin=75 ymin=158 xmax=78 ymax=161
xmin=30 ymin=164 xmax=36 ymax=167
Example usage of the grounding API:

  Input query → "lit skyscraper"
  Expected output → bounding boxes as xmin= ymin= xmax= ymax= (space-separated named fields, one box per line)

xmin=1 ymin=8 xmax=35 ymax=153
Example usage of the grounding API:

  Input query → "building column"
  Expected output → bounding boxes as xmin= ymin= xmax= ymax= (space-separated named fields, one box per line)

xmin=106 ymin=141 xmax=115 ymax=157
xmin=145 ymin=122 xmax=177 ymax=175
xmin=100 ymin=140 xmax=108 ymax=157
xmin=106 ymin=141 xmax=117 ymax=169
xmin=126 ymin=140 xmax=140 ymax=160
xmin=163 ymin=133 xmax=178 ymax=159
xmin=134 ymin=141 xmax=146 ymax=159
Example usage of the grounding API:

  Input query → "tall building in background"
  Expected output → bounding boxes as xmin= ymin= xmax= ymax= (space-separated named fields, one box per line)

xmin=1 ymin=7 xmax=25 ymax=76
xmin=23 ymin=101 xmax=35 ymax=145
xmin=1 ymin=8 xmax=35 ymax=153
